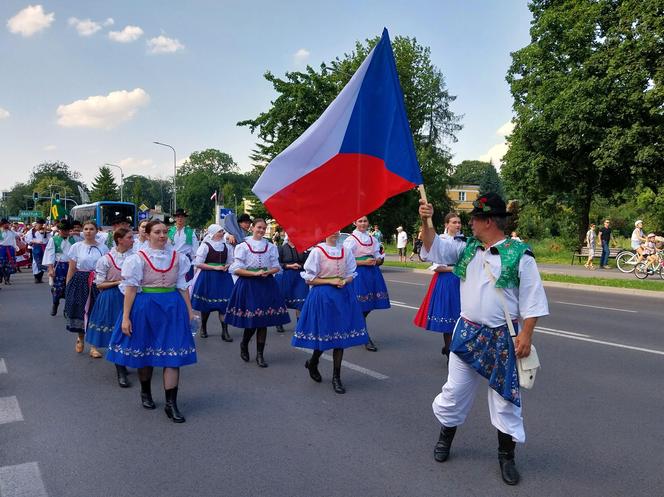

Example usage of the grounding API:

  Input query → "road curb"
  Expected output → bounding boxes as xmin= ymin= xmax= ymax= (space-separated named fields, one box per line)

xmin=382 ymin=266 xmax=664 ymax=299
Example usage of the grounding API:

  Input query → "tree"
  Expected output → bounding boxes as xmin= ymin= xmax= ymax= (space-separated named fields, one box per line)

xmin=123 ymin=175 xmax=173 ymax=211
xmin=503 ymin=0 xmax=664 ymax=244
xmin=239 ymin=33 xmax=462 ymax=236
xmin=453 ymin=160 xmax=504 ymax=198
xmin=89 ymin=166 xmax=119 ymax=202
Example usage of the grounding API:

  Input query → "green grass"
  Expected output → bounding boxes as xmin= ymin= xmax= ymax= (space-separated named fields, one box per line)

xmin=382 ymin=260 xmax=431 ymax=270
xmin=540 ymin=273 xmax=664 ymax=291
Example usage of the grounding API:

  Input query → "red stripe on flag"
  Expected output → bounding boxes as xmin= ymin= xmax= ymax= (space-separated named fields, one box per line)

xmin=413 ymin=272 xmax=438 ymax=329
xmin=264 ymin=153 xmax=415 ymax=251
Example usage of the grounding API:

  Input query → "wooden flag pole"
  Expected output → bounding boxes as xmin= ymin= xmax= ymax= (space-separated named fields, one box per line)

xmin=418 ymin=185 xmax=434 ymax=228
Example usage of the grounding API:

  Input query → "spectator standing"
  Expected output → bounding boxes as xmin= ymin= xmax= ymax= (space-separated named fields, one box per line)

xmin=396 ymin=226 xmax=408 ymax=263
xmin=584 ymin=223 xmax=596 ymax=270
xmin=409 ymin=228 xmax=423 ymax=261
xmin=598 ymin=219 xmax=613 ymax=269
xmin=371 ymin=225 xmax=383 ymax=244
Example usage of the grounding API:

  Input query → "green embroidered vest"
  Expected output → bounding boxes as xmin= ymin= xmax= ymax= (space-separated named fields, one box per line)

xmin=168 ymin=226 xmax=194 ymax=245
xmin=453 ymin=237 xmax=531 ymax=289
xmin=106 ymin=231 xmax=114 ymax=248
xmin=53 ymin=235 xmax=77 ymax=254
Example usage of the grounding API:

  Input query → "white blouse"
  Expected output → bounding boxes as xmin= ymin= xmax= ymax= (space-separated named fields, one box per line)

xmin=343 ymin=230 xmax=384 ymax=259
xmin=119 ymin=247 xmax=191 ymax=293
xmin=228 ymin=238 xmax=280 ymax=275
xmin=94 ymin=247 xmax=132 ymax=285
xmin=43 ymin=236 xmax=76 ymax=265
xmin=171 ymin=227 xmax=199 ymax=257
xmin=68 ymin=241 xmax=109 ymax=271
xmin=420 ymin=235 xmax=549 ymax=328
xmin=194 ymin=239 xmax=235 ymax=267
xmin=24 ymin=229 xmax=50 ymax=245
xmin=301 ymin=244 xmax=356 ymax=282
xmin=0 ymin=229 xmax=18 ymax=248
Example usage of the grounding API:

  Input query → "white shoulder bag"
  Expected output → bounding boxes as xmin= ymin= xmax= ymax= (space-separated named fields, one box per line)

xmin=483 ymin=261 xmax=540 ymax=389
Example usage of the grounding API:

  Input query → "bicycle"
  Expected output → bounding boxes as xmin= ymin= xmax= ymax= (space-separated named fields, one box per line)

xmin=616 ymin=250 xmax=640 ymax=273
xmin=634 ymin=253 xmax=664 ymax=280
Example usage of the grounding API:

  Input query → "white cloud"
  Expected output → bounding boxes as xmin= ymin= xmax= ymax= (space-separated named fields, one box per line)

xmin=147 ymin=35 xmax=184 ymax=54
xmin=479 ymin=120 xmax=515 ymax=166
xmin=118 ymin=157 xmax=156 ymax=172
xmin=108 ymin=25 xmax=143 ymax=43
xmin=56 ymin=88 xmax=150 ymax=129
xmin=68 ymin=17 xmax=102 ymax=36
xmin=44 ymin=144 xmax=57 ymax=151
xmin=0 ymin=108 xmax=9 ymax=119
xmin=103 ymin=18 xmax=114 ymax=27
xmin=293 ymin=48 xmax=310 ymax=65
xmin=7 ymin=5 xmax=55 ymax=37
xmin=496 ymin=120 xmax=515 ymax=137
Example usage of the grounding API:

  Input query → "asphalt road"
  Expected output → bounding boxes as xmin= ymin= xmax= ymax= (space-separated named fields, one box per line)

xmin=1 ymin=269 xmax=662 ymax=497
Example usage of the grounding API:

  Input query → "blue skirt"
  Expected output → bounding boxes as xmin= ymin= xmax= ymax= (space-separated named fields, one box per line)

xmin=191 ymin=269 xmax=235 ymax=313
xmin=417 ymin=272 xmax=460 ymax=333
xmin=292 ymin=284 xmax=368 ymax=351
xmin=86 ymin=286 xmax=123 ymax=348
xmin=0 ymin=246 xmax=16 ymax=276
xmin=64 ymin=271 xmax=99 ymax=333
xmin=32 ymin=244 xmax=46 ymax=275
xmin=106 ymin=290 xmax=197 ymax=368
xmin=275 ymin=268 xmax=309 ymax=310
xmin=225 ymin=276 xmax=291 ymax=328
xmin=51 ymin=261 xmax=68 ymax=303
xmin=352 ymin=265 xmax=391 ymax=312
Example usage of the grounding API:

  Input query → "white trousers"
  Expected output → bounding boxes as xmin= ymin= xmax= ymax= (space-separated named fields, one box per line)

xmin=432 ymin=352 xmax=525 ymax=443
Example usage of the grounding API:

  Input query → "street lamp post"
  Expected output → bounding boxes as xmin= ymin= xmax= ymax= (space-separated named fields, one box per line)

xmin=105 ymin=163 xmax=124 ymax=202
xmin=153 ymin=142 xmax=177 ymax=213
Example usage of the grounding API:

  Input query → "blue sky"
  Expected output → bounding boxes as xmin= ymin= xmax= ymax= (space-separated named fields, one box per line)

xmin=0 ymin=0 xmax=532 ymax=191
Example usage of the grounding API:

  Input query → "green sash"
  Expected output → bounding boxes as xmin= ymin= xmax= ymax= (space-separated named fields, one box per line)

xmin=141 ymin=287 xmax=176 ymax=293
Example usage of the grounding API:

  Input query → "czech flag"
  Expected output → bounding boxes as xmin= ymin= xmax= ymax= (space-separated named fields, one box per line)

xmin=252 ymin=28 xmax=422 ymax=250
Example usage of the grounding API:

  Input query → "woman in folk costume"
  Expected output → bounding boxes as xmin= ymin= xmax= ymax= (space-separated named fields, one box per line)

xmin=0 ymin=218 xmax=18 ymax=285
xmin=86 ymin=228 xmax=134 ymax=388
xmin=225 ymin=218 xmax=290 ymax=367
xmin=106 ymin=220 xmax=197 ymax=423
xmin=24 ymin=218 xmax=50 ymax=283
xmin=413 ymin=213 xmax=462 ymax=361
xmin=292 ymin=232 xmax=368 ymax=394
xmin=191 ymin=223 xmax=235 ymax=341
xmin=134 ymin=219 xmax=150 ymax=252
xmin=343 ymin=215 xmax=390 ymax=352
xmin=274 ymin=237 xmax=310 ymax=332
xmin=64 ymin=221 xmax=109 ymax=356
xmin=43 ymin=220 xmax=76 ymax=316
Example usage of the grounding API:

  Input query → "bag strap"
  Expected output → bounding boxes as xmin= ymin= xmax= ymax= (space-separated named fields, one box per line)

xmin=482 ymin=260 xmax=517 ymax=338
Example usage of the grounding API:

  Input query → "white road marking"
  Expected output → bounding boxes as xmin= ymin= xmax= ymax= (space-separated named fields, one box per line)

xmin=294 ymin=348 xmax=389 ymax=380
xmin=535 ymin=326 xmax=590 ymax=338
xmin=553 ymin=301 xmax=637 ymax=313
xmin=535 ymin=328 xmax=664 ymax=356
xmin=0 ymin=396 xmax=23 ymax=425
xmin=390 ymin=301 xmax=420 ymax=310
xmin=0 ymin=359 xmax=6 ymax=374
xmin=0 ymin=462 xmax=48 ymax=497
xmin=386 ymin=279 xmax=426 ymax=286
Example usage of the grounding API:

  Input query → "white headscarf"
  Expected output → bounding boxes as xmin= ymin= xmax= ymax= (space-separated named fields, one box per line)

xmin=203 ymin=224 xmax=225 ymax=243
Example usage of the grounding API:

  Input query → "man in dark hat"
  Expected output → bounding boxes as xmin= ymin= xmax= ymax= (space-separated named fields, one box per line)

xmin=168 ymin=208 xmax=198 ymax=280
xmin=225 ymin=213 xmax=252 ymax=245
xmin=418 ymin=192 xmax=549 ymax=486
xmin=24 ymin=217 xmax=50 ymax=283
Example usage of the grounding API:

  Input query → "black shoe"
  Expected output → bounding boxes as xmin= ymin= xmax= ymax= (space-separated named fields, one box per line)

xmin=116 ymin=365 xmax=130 ymax=388
xmin=256 ymin=352 xmax=268 ymax=368
xmin=365 ymin=338 xmax=378 ymax=352
xmin=164 ymin=387 xmax=185 ymax=423
xmin=498 ymin=430 xmax=520 ymax=485
xmin=140 ymin=381 xmax=156 ymax=409
xmin=240 ymin=342 xmax=250 ymax=362
xmin=199 ymin=327 xmax=208 ymax=338
xmin=36 ymin=272 xmax=44 ymax=283
xmin=305 ymin=360 xmax=322 ymax=383
xmin=276 ymin=325 xmax=285 ymax=333
xmin=50 ymin=302 xmax=59 ymax=316
xmin=221 ymin=323 xmax=233 ymax=342
xmin=434 ymin=426 xmax=457 ymax=462
xmin=332 ymin=374 xmax=346 ymax=394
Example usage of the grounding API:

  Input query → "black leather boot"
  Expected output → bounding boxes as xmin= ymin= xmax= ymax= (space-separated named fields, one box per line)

xmin=305 ymin=358 xmax=322 ymax=383
xmin=498 ymin=430 xmax=520 ymax=485
xmin=240 ymin=329 xmax=253 ymax=362
xmin=50 ymin=301 xmax=59 ymax=316
xmin=276 ymin=325 xmax=285 ymax=333
xmin=255 ymin=339 xmax=268 ymax=368
xmin=433 ymin=426 xmax=457 ymax=462
xmin=116 ymin=365 xmax=130 ymax=388
xmin=365 ymin=336 xmax=377 ymax=352
xmin=140 ymin=380 xmax=156 ymax=409
xmin=199 ymin=326 xmax=208 ymax=338
xmin=332 ymin=368 xmax=345 ymax=394
xmin=164 ymin=387 xmax=185 ymax=423
xmin=221 ymin=322 xmax=233 ymax=342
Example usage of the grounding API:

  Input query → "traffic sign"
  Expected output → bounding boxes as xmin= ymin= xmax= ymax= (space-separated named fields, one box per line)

xmin=8 ymin=216 xmax=20 ymax=221
xmin=138 ymin=211 xmax=149 ymax=221
xmin=19 ymin=210 xmax=43 ymax=218
xmin=139 ymin=204 xmax=149 ymax=212
xmin=219 ymin=208 xmax=233 ymax=219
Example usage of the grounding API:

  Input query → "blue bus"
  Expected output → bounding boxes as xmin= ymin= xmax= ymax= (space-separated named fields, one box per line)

xmin=70 ymin=201 xmax=137 ymax=229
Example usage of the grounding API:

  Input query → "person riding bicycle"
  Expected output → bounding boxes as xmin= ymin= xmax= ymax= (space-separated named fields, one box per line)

xmin=640 ymin=233 xmax=659 ymax=271
xmin=632 ymin=220 xmax=647 ymax=260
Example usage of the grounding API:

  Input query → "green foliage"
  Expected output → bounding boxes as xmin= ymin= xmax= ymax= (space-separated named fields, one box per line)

xmin=89 ymin=166 xmax=119 ymax=202
xmin=540 ymin=273 xmax=664 ymax=292
xmin=503 ymin=0 xmax=664 ymax=245
xmin=123 ymin=175 xmax=173 ymax=211
xmin=453 ymin=160 xmax=504 ymax=198
xmin=238 ymin=33 xmax=462 ymax=238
